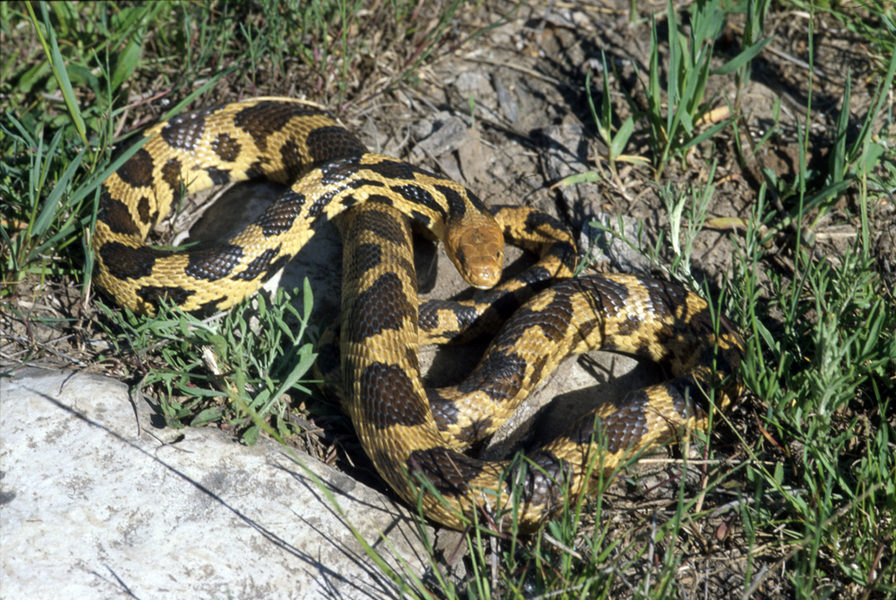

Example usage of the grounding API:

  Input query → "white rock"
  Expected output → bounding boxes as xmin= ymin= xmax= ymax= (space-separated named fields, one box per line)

xmin=1 ymin=368 xmax=434 ymax=600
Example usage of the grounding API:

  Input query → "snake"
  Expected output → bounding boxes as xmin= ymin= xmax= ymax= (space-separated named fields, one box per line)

xmin=93 ymin=97 xmax=744 ymax=532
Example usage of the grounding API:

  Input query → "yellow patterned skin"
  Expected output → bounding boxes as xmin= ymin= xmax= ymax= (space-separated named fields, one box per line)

xmin=94 ymin=98 xmax=744 ymax=532
xmin=326 ymin=203 xmax=743 ymax=531
xmin=94 ymin=98 xmax=503 ymax=314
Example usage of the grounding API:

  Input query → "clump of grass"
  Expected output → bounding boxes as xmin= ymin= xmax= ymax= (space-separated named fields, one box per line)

xmin=639 ymin=0 xmax=772 ymax=179
xmin=1 ymin=1 xmax=261 ymax=302
xmin=724 ymin=22 xmax=896 ymax=597
xmin=483 ymin=2 xmax=896 ymax=597
xmin=96 ymin=283 xmax=317 ymax=444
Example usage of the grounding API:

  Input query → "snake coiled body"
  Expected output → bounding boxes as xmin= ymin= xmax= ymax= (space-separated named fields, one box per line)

xmin=94 ymin=98 xmax=504 ymax=314
xmin=93 ymin=98 xmax=744 ymax=531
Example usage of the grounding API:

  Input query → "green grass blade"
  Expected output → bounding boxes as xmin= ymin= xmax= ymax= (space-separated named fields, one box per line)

xmin=831 ymin=70 xmax=851 ymax=185
xmin=33 ymin=148 xmax=85 ymax=238
xmin=610 ymin=116 xmax=636 ymax=159
xmin=680 ymin=118 xmax=731 ymax=151
xmin=26 ymin=1 xmax=88 ymax=145
xmin=111 ymin=37 xmax=143 ymax=92
xmin=711 ymin=36 xmax=775 ymax=76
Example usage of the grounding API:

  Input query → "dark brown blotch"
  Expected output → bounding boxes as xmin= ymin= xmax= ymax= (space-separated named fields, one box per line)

xmin=99 ymin=241 xmax=168 ymax=280
xmin=280 ymin=139 xmax=310 ymax=179
xmin=426 ymin=389 xmax=459 ymax=427
xmin=404 ymin=346 xmax=420 ymax=374
xmin=233 ymin=101 xmax=319 ymax=152
xmin=136 ymin=196 xmax=152 ymax=224
xmin=392 ymin=184 xmax=444 ymax=217
xmin=195 ymin=298 xmax=225 ymax=315
xmin=642 ymin=277 xmax=690 ymax=317
xmin=232 ymin=247 xmax=279 ymax=281
xmin=184 ymin=245 xmax=244 ymax=281
xmin=456 ymin=349 xmax=527 ymax=403
xmin=523 ymin=209 xmax=565 ymax=232
xmin=205 ymin=166 xmax=230 ymax=185
xmin=245 ymin=159 xmax=267 ymax=180
xmin=570 ymin=390 xmax=650 ymax=454
xmin=307 ymin=177 xmax=386 ymax=221
xmin=211 ymin=132 xmax=241 ymax=162
xmin=307 ymin=186 xmax=340 ymax=219
xmin=160 ymin=158 xmax=184 ymax=206
xmin=408 ymin=210 xmax=432 ymax=229
xmin=115 ymin=147 xmax=155 ymax=188
xmin=318 ymin=156 xmax=362 ymax=186
xmin=351 ymin=202 xmax=408 ymax=246
xmin=135 ymin=285 xmax=194 ymax=308
xmin=455 ymin=417 xmax=494 ymax=447
xmin=406 ymin=448 xmax=485 ymax=494
xmin=256 ymin=189 xmax=305 ymax=237
xmin=510 ymin=290 xmax=572 ymax=343
xmin=418 ymin=302 xmax=479 ymax=334
xmin=359 ymin=363 xmax=429 ymax=429
xmin=160 ymin=111 xmax=208 ymax=151
xmin=574 ymin=275 xmax=630 ymax=318
xmin=363 ymin=158 xmax=422 ymax=181
xmin=305 ymin=125 xmax=367 ymax=164
xmin=615 ymin=314 xmax=640 ymax=338
xmin=351 ymin=242 xmax=383 ymax=274
xmin=348 ymin=272 xmax=414 ymax=343
xmin=432 ymin=185 xmax=467 ymax=218
xmin=98 ymin=190 xmax=140 ymax=236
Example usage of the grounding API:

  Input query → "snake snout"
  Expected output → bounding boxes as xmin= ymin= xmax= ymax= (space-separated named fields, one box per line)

xmin=449 ymin=226 xmax=504 ymax=289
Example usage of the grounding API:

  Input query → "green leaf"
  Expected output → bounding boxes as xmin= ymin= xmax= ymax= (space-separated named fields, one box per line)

xmin=610 ymin=116 xmax=635 ymax=159
xmin=680 ymin=118 xmax=730 ymax=151
xmin=111 ymin=37 xmax=143 ymax=92
xmin=831 ymin=70 xmax=851 ymax=185
xmin=177 ymin=382 xmax=225 ymax=399
xmin=615 ymin=154 xmax=651 ymax=165
xmin=856 ymin=142 xmax=886 ymax=178
xmin=27 ymin=1 xmax=88 ymax=146
xmin=33 ymin=148 xmax=85 ymax=238
xmin=242 ymin=425 xmax=260 ymax=446
xmin=560 ymin=171 xmax=600 ymax=186
xmin=66 ymin=63 xmax=100 ymax=96
xmin=18 ymin=61 xmax=52 ymax=94
xmin=192 ymin=407 xmax=225 ymax=426
xmin=711 ymin=36 xmax=775 ymax=76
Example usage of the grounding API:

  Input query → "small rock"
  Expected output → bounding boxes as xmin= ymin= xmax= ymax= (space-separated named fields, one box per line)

xmin=580 ymin=212 xmax=654 ymax=275
xmin=412 ymin=113 xmax=469 ymax=159
xmin=454 ymin=71 xmax=491 ymax=99
xmin=494 ymin=77 xmax=519 ymax=123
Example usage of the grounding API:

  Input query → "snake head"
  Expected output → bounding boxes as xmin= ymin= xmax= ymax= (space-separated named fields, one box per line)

xmin=446 ymin=219 xmax=504 ymax=289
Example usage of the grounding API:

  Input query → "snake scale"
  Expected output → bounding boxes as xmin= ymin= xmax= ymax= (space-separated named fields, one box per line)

xmin=93 ymin=97 xmax=744 ymax=531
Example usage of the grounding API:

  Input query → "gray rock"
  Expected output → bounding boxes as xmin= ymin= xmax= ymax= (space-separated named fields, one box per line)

xmin=580 ymin=212 xmax=654 ymax=275
xmin=453 ymin=71 xmax=491 ymax=99
xmin=1 ymin=368 xmax=434 ymax=600
xmin=411 ymin=113 xmax=469 ymax=160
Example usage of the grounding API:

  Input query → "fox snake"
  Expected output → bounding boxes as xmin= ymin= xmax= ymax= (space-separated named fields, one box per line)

xmin=93 ymin=98 xmax=744 ymax=531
